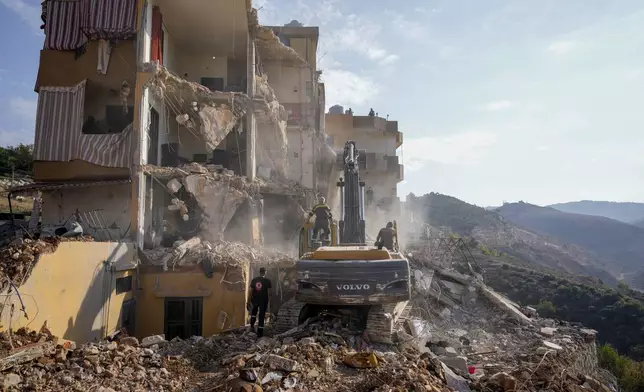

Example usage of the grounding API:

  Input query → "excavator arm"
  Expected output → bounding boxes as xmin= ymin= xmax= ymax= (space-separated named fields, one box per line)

xmin=337 ymin=141 xmax=367 ymax=245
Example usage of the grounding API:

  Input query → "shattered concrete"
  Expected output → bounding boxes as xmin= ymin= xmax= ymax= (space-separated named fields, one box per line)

xmin=142 ymin=62 xmax=251 ymax=152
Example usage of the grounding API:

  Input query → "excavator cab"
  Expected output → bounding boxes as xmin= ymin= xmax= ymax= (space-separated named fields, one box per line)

xmin=299 ymin=219 xmax=339 ymax=255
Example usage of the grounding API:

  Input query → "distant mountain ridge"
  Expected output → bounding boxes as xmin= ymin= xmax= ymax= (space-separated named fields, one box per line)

xmin=405 ymin=193 xmax=617 ymax=285
xmin=496 ymin=202 xmax=644 ymax=289
xmin=549 ymin=200 xmax=644 ymax=224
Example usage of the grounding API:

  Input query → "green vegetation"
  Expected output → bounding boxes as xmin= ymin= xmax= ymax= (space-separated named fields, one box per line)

xmin=598 ymin=344 xmax=644 ymax=392
xmin=0 ymin=144 xmax=33 ymax=177
xmin=482 ymin=263 xmax=644 ymax=361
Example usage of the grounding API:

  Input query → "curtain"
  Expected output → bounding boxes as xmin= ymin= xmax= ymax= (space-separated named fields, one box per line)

xmin=151 ymin=6 xmax=163 ymax=64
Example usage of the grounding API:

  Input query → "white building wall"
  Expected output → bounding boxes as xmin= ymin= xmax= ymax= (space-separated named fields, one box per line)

xmin=286 ymin=128 xmax=314 ymax=188
xmin=263 ymin=64 xmax=312 ymax=104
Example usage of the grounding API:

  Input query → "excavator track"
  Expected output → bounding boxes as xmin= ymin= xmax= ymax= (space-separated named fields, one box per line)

xmin=274 ymin=299 xmax=307 ymax=334
xmin=364 ymin=301 xmax=412 ymax=344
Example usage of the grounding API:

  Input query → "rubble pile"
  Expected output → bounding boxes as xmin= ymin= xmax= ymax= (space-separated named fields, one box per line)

xmin=0 ymin=329 xmax=190 ymax=392
xmin=0 ymin=319 xmax=457 ymax=392
xmin=407 ymin=255 xmax=618 ymax=392
xmin=0 ymin=178 xmax=33 ymax=191
xmin=0 ymin=237 xmax=94 ymax=290
xmin=142 ymin=238 xmax=297 ymax=273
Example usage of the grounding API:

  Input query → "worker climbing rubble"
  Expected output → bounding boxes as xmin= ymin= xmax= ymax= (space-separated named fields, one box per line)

xmin=376 ymin=221 xmax=396 ymax=251
xmin=308 ymin=196 xmax=332 ymax=242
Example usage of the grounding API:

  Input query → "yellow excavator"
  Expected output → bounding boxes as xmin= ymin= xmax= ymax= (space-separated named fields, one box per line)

xmin=277 ymin=141 xmax=411 ymax=343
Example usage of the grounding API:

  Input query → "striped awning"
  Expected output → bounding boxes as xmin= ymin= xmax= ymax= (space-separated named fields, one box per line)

xmin=44 ymin=0 xmax=88 ymax=50
xmin=34 ymin=80 xmax=86 ymax=162
xmin=34 ymin=79 xmax=133 ymax=169
xmin=81 ymin=0 xmax=138 ymax=40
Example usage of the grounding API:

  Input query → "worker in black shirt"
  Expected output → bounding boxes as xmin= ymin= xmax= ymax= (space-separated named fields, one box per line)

xmin=376 ymin=222 xmax=396 ymax=251
xmin=308 ymin=197 xmax=332 ymax=241
xmin=247 ymin=267 xmax=272 ymax=337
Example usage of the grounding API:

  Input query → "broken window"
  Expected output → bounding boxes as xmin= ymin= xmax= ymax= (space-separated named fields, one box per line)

xmin=82 ymin=105 xmax=134 ymax=135
xmin=115 ymin=275 xmax=133 ymax=294
xmin=164 ymin=297 xmax=203 ymax=340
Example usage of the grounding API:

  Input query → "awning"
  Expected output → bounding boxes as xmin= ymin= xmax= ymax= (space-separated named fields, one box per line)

xmin=9 ymin=179 xmax=131 ymax=196
xmin=44 ymin=0 xmax=88 ymax=51
xmin=34 ymin=79 xmax=134 ymax=168
xmin=81 ymin=0 xmax=138 ymax=40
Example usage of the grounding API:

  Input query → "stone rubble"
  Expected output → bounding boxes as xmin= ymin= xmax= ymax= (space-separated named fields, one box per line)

xmin=0 ymin=236 xmax=94 ymax=291
xmin=0 ymin=241 xmax=620 ymax=392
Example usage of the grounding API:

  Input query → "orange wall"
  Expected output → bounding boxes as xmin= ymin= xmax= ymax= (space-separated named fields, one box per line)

xmin=137 ymin=264 xmax=249 ymax=339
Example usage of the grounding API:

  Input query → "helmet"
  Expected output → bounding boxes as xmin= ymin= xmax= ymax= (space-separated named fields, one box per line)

xmin=319 ymin=197 xmax=326 ymax=204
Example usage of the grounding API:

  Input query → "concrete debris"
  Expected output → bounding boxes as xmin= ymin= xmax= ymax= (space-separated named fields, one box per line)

xmin=142 ymin=62 xmax=250 ymax=151
xmin=143 ymin=239 xmax=297 ymax=274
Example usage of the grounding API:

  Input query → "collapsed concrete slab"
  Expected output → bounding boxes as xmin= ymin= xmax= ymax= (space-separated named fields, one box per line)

xmin=142 ymin=62 xmax=251 ymax=151
xmin=143 ymin=163 xmax=258 ymax=242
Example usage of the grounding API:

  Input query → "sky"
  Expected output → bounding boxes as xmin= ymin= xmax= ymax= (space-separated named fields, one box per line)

xmin=1 ymin=0 xmax=644 ymax=207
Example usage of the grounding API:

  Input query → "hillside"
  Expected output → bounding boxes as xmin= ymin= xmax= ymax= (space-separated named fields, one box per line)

xmin=497 ymin=202 xmax=644 ymax=288
xmin=476 ymin=254 xmax=644 ymax=361
xmin=405 ymin=193 xmax=617 ymax=285
xmin=632 ymin=218 xmax=644 ymax=229
xmin=549 ymin=200 xmax=644 ymax=224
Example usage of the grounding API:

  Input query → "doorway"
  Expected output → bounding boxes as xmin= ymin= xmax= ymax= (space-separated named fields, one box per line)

xmin=164 ymin=297 xmax=203 ymax=340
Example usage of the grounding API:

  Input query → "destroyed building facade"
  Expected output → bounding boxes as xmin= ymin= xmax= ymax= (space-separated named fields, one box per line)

xmin=2 ymin=0 xmax=331 ymax=344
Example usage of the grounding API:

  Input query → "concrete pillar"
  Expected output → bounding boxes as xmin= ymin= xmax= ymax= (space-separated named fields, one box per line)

xmin=245 ymin=33 xmax=257 ymax=181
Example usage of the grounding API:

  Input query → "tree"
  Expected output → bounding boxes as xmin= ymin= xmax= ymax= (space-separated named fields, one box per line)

xmin=534 ymin=299 xmax=557 ymax=318
xmin=0 ymin=144 xmax=34 ymax=175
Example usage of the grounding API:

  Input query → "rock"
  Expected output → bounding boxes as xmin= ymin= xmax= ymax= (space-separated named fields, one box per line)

xmin=239 ymin=369 xmax=258 ymax=382
xmin=439 ymin=355 xmax=469 ymax=375
xmin=119 ymin=336 xmax=139 ymax=347
xmin=141 ymin=335 xmax=167 ymax=348
xmin=540 ymin=327 xmax=557 ymax=336
xmin=166 ymin=178 xmax=183 ymax=194
xmin=83 ymin=345 xmax=100 ymax=355
xmin=58 ymin=338 xmax=77 ymax=350
xmin=580 ymin=328 xmax=597 ymax=342
xmin=227 ymin=377 xmax=263 ymax=392
xmin=490 ymin=372 xmax=517 ymax=392
xmin=440 ymin=308 xmax=452 ymax=318
xmin=542 ymin=341 xmax=563 ymax=351
xmin=441 ymin=363 xmax=471 ymax=392
xmin=307 ymin=369 xmax=320 ymax=378
xmin=298 ymin=337 xmax=315 ymax=345
xmin=264 ymin=354 xmax=300 ymax=372
xmin=256 ymin=337 xmax=277 ymax=350
xmin=444 ymin=347 xmax=459 ymax=357
xmin=97 ymin=387 xmax=117 ymax=392
xmin=281 ymin=337 xmax=295 ymax=345
xmin=261 ymin=371 xmax=284 ymax=385
xmin=2 ymin=373 xmax=22 ymax=388
xmin=103 ymin=341 xmax=118 ymax=350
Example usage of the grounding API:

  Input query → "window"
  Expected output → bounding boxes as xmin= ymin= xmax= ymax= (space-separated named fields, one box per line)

xmin=192 ymin=153 xmax=208 ymax=163
xmin=164 ymin=297 xmax=203 ymax=340
xmin=116 ymin=275 xmax=133 ymax=294
xmin=120 ymin=299 xmax=136 ymax=335
xmin=200 ymin=77 xmax=224 ymax=92
xmin=82 ymin=105 xmax=134 ymax=134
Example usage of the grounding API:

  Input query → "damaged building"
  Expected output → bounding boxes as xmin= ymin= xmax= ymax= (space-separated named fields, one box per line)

xmin=1 ymin=0 xmax=328 ymax=344
xmin=325 ymin=106 xmax=405 ymax=232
